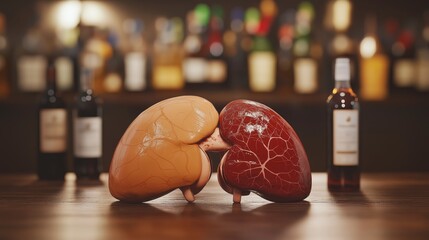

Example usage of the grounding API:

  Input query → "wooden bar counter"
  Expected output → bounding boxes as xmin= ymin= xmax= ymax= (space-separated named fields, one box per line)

xmin=0 ymin=173 xmax=428 ymax=240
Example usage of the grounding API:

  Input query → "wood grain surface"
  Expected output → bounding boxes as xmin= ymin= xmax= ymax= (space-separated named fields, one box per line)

xmin=0 ymin=173 xmax=428 ymax=240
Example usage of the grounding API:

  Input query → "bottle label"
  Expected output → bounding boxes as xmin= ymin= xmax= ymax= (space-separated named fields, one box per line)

xmin=17 ymin=55 xmax=47 ymax=92
xmin=40 ymin=109 xmax=67 ymax=153
xmin=333 ymin=110 xmax=359 ymax=166
xmin=248 ymin=52 xmax=276 ymax=92
xmin=206 ymin=60 xmax=227 ymax=83
xmin=394 ymin=59 xmax=415 ymax=87
xmin=74 ymin=117 xmax=102 ymax=158
xmin=183 ymin=57 xmax=207 ymax=83
xmin=125 ymin=52 xmax=147 ymax=91
xmin=152 ymin=66 xmax=183 ymax=90
xmin=294 ymin=58 xmax=317 ymax=94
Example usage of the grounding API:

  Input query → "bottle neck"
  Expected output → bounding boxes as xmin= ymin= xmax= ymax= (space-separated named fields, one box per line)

xmin=335 ymin=80 xmax=351 ymax=89
xmin=46 ymin=65 xmax=56 ymax=95
xmin=80 ymin=69 xmax=93 ymax=93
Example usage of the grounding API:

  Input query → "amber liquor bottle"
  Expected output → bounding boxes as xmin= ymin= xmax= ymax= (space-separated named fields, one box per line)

xmin=327 ymin=58 xmax=360 ymax=191
xmin=37 ymin=64 xmax=67 ymax=180
xmin=73 ymin=69 xmax=102 ymax=180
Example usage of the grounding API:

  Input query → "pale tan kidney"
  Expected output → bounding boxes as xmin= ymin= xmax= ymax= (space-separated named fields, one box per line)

xmin=109 ymin=96 xmax=219 ymax=202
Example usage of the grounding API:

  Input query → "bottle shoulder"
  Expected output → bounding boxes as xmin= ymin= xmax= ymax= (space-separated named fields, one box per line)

xmin=39 ymin=94 xmax=66 ymax=109
xmin=327 ymin=87 xmax=359 ymax=110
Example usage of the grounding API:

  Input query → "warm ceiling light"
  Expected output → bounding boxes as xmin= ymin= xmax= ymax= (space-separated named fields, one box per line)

xmin=55 ymin=0 xmax=81 ymax=29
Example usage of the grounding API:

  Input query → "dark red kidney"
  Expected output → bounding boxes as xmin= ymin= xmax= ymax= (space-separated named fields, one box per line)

xmin=218 ymin=100 xmax=311 ymax=202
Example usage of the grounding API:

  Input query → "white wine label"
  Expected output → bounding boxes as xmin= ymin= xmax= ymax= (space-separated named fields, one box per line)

xmin=74 ymin=117 xmax=102 ymax=158
xmin=18 ymin=55 xmax=47 ymax=92
xmin=55 ymin=57 xmax=74 ymax=91
xmin=40 ymin=109 xmax=67 ymax=153
xmin=125 ymin=52 xmax=147 ymax=91
xmin=183 ymin=57 xmax=207 ymax=83
xmin=334 ymin=110 xmax=359 ymax=166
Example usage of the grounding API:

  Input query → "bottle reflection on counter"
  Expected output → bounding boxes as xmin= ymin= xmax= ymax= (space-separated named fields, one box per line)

xmin=73 ymin=69 xmax=102 ymax=180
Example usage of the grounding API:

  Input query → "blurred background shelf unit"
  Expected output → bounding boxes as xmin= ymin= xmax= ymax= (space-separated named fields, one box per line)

xmin=0 ymin=0 xmax=429 ymax=173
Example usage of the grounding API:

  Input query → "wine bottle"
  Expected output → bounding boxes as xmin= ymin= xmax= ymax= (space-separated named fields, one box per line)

xmin=327 ymin=58 xmax=360 ymax=191
xmin=73 ymin=69 xmax=102 ymax=180
xmin=37 ymin=64 xmax=67 ymax=180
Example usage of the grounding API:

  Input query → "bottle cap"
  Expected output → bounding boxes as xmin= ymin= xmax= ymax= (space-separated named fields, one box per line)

xmin=335 ymin=58 xmax=350 ymax=81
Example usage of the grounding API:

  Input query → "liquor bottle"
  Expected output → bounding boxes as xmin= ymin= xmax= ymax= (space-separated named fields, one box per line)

xmin=392 ymin=26 xmax=416 ymax=90
xmin=183 ymin=10 xmax=207 ymax=86
xmin=327 ymin=58 xmax=360 ymax=191
xmin=80 ymin=27 xmax=111 ymax=95
xmin=37 ymin=64 xmax=67 ymax=180
xmin=203 ymin=5 xmax=228 ymax=86
xmin=54 ymin=27 xmax=79 ymax=93
xmin=248 ymin=35 xmax=276 ymax=92
xmin=416 ymin=12 xmax=429 ymax=91
xmin=359 ymin=15 xmax=389 ymax=101
xmin=293 ymin=1 xmax=318 ymax=94
xmin=103 ymin=31 xmax=124 ymax=93
xmin=248 ymin=2 xmax=277 ymax=92
xmin=224 ymin=7 xmax=248 ymax=89
xmin=277 ymin=9 xmax=295 ymax=90
xmin=0 ymin=13 xmax=10 ymax=97
xmin=73 ymin=69 xmax=102 ymax=180
xmin=123 ymin=19 xmax=147 ymax=92
xmin=16 ymin=19 xmax=48 ymax=92
xmin=152 ymin=17 xmax=185 ymax=90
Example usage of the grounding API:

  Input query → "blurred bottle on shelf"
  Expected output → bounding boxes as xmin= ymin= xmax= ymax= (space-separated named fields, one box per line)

xmin=359 ymin=15 xmax=389 ymax=101
xmin=152 ymin=17 xmax=185 ymax=90
xmin=416 ymin=11 xmax=429 ymax=91
xmin=123 ymin=19 xmax=147 ymax=92
xmin=277 ymin=9 xmax=295 ymax=90
xmin=37 ymin=63 xmax=67 ymax=180
xmin=0 ymin=13 xmax=10 ymax=97
xmin=203 ymin=5 xmax=228 ymax=86
xmin=54 ymin=27 xmax=79 ymax=93
xmin=16 ymin=15 xmax=48 ymax=92
xmin=249 ymin=36 xmax=276 ymax=92
xmin=183 ymin=8 xmax=207 ymax=86
xmin=73 ymin=69 xmax=102 ymax=180
xmin=224 ymin=7 xmax=248 ymax=89
xmin=391 ymin=21 xmax=417 ymax=90
xmin=248 ymin=0 xmax=277 ymax=92
xmin=80 ymin=27 xmax=112 ymax=95
xmin=103 ymin=31 xmax=123 ymax=93
xmin=293 ymin=1 xmax=318 ymax=94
